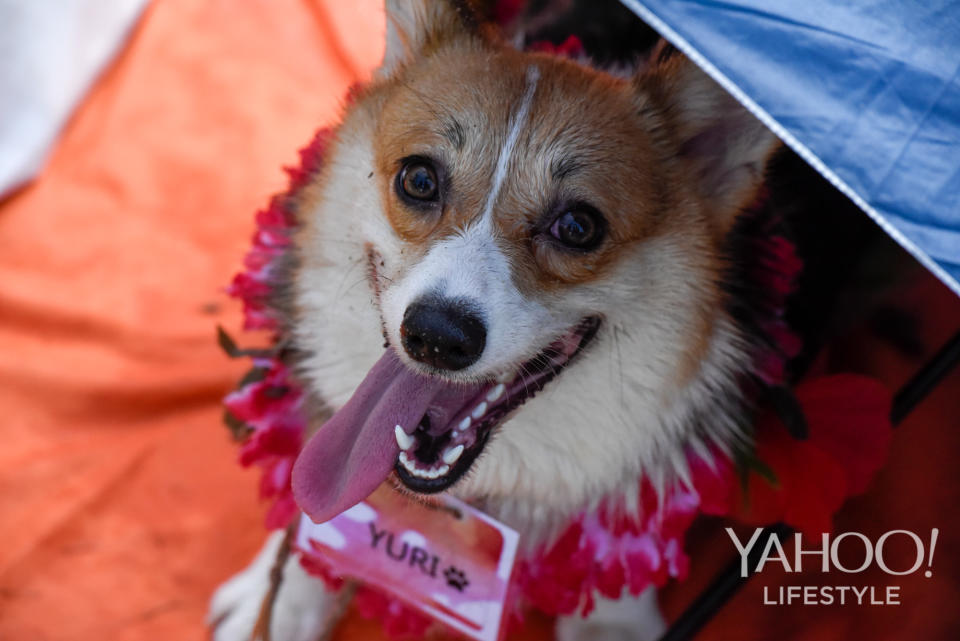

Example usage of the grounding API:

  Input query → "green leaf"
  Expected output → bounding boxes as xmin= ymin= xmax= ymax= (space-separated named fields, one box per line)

xmin=216 ymin=325 xmax=277 ymax=359
xmin=735 ymin=447 xmax=780 ymax=508
xmin=746 ymin=455 xmax=779 ymax=487
xmin=237 ymin=366 xmax=269 ymax=388
xmin=217 ymin=325 xmax=240 ymax=356
xmin=223 ymin=410 xmax=254 ymax=442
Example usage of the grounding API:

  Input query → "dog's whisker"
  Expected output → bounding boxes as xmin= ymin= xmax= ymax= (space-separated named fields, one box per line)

xmin=328 ymin=259 xmax=363 ymax=307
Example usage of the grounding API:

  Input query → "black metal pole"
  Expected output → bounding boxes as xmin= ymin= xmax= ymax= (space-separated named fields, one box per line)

xmin=658 ymin=328 xmax=960 ymax=641
xmin=658 ymin=522 xmax=794 ymax=641
xmin=891 ymin=329 xmax=960 ymax=425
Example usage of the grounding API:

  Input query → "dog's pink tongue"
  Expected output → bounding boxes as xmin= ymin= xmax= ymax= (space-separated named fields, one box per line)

xmin=292 ymin=350 xmax=444 ymax=523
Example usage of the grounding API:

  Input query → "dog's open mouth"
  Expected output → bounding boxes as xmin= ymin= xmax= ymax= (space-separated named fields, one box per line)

xmin=394 ymin=316 xmax=601 ymax=493
xmin=291 ymin=317 xmax=600 ymax=524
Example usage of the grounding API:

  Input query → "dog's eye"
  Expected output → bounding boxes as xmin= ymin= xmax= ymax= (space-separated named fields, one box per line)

xmin=398 ymin=160 xmax=439 ymax=202
xmin=549 ymin=207 xmax=605 ymax=250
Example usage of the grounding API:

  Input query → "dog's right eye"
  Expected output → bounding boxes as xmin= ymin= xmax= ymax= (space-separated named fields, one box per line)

xmin=548 ymin=206 xmax=606 ymax=251
xmin=397 ymin=160 xmax=439 ymax=202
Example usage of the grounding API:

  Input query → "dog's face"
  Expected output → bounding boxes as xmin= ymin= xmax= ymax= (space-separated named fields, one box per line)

xmin=289 ymin=0 xmax=777 ymax=522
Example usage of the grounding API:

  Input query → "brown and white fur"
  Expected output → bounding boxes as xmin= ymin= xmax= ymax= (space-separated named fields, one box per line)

xmin=209 ymin=0 xmax=781 ymax=638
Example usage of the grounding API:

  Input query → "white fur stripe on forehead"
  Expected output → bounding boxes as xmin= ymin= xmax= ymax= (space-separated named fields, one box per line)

xmin=480 ymin=65 xmax=540 ymax=224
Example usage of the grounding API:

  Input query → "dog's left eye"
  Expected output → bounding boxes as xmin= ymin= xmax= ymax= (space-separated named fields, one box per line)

xmin=397 ymin=160 xmax=439 ymax=202
xmin=549 ymin=207 xmax=605 ymax=250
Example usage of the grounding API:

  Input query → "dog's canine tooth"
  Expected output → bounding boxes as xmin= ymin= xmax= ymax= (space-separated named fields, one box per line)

xmin=471 ymin=402 xmax=488 ymax=419
xmin=457 ymin=416 xmax=471 ymax=432
xmin=437 ymin=464 xmax=450 ymax=476
xmin=442 ymin=444 xmax=465 ymax=465
xmin=496 ymin=371 xmax=516 ymax=384
xmin=395 ymin=424 xmax=416 ymax=451
xmin=486 ymin=383 xmax=506 ymax=402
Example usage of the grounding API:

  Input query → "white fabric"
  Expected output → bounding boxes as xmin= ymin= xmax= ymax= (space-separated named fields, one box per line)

xmin=0 ymin=0 xmax=148 ymax=196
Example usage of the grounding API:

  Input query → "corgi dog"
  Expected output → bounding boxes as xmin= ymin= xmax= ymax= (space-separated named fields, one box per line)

xmin=208 ymin=0 xmax=877 ymax=639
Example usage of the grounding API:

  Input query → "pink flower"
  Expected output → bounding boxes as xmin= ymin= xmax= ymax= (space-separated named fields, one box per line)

xmin=296 ymin=544 xmax=434 ymax=639
xmin=225 ymin=359 xmax=306 ymax=529
xmin=515 ymin=477 xmax=700 ymax=618
xmin=227 ymin=128 xmax=331 ymax=332
xmin=284 ymin=128 xmax=332 ymax=193
xmin=298 ymin=549 xmax=345 ymax=591
xmin=353 ymin=586 xmax=433 ymax=640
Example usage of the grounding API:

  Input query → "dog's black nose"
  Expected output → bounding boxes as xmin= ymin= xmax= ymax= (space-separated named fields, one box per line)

xmin=400 ymin=298 xmax=486 ymax=371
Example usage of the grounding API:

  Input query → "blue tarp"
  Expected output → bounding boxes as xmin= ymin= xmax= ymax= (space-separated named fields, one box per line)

xmin=621 ymin=0 xmax=960 ymax=297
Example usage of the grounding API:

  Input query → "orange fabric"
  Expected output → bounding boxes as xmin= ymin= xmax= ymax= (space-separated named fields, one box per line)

xmin=0 ymin=1 xmax=384 ymax=638
xmin=0 ymin=2 xmax=957 ymax=641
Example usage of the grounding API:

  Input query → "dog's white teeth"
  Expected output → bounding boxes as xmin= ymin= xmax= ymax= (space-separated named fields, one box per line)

xmin=427 ymin=465 xmax=449 ymax=479
xmin=471 ymin=402 xmax=488 ymax=419
xmin=395 ymin=424 xmax=416 ymax=451
xmin=486 ymin=383 xmax=505 ymax=402
xmin=399 ymin=450 xmax=453 ymax=480
xmin=442 ymin=444 xmax=465 ymax=465
xmin=457 ymin=416 xmax=471 ymax=432
xmin=496 ymin=371 xmax=516 ymax=384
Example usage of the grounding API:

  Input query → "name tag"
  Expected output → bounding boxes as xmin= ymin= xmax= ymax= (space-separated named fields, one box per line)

xmin=296 ymin=486 xmax=519 ymax=641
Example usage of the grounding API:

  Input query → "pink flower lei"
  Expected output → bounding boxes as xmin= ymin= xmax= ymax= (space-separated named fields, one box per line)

xmin=220 ymin=33 xmax=893 ymax=640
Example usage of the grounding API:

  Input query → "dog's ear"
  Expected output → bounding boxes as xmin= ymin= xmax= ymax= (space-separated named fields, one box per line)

xmin=636 ymin=52 xmax=780 ymax=229
xmin=379 ymin=0 xmax=479 ymax=76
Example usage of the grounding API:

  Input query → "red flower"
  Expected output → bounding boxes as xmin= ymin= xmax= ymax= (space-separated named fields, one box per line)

xmin=493 ymin=0 xmax=525 ymax=26
xmin=695 ymin=375 xmax=893 ymax=536
xmin=528 ymin=35 xmax=584 ymax=58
